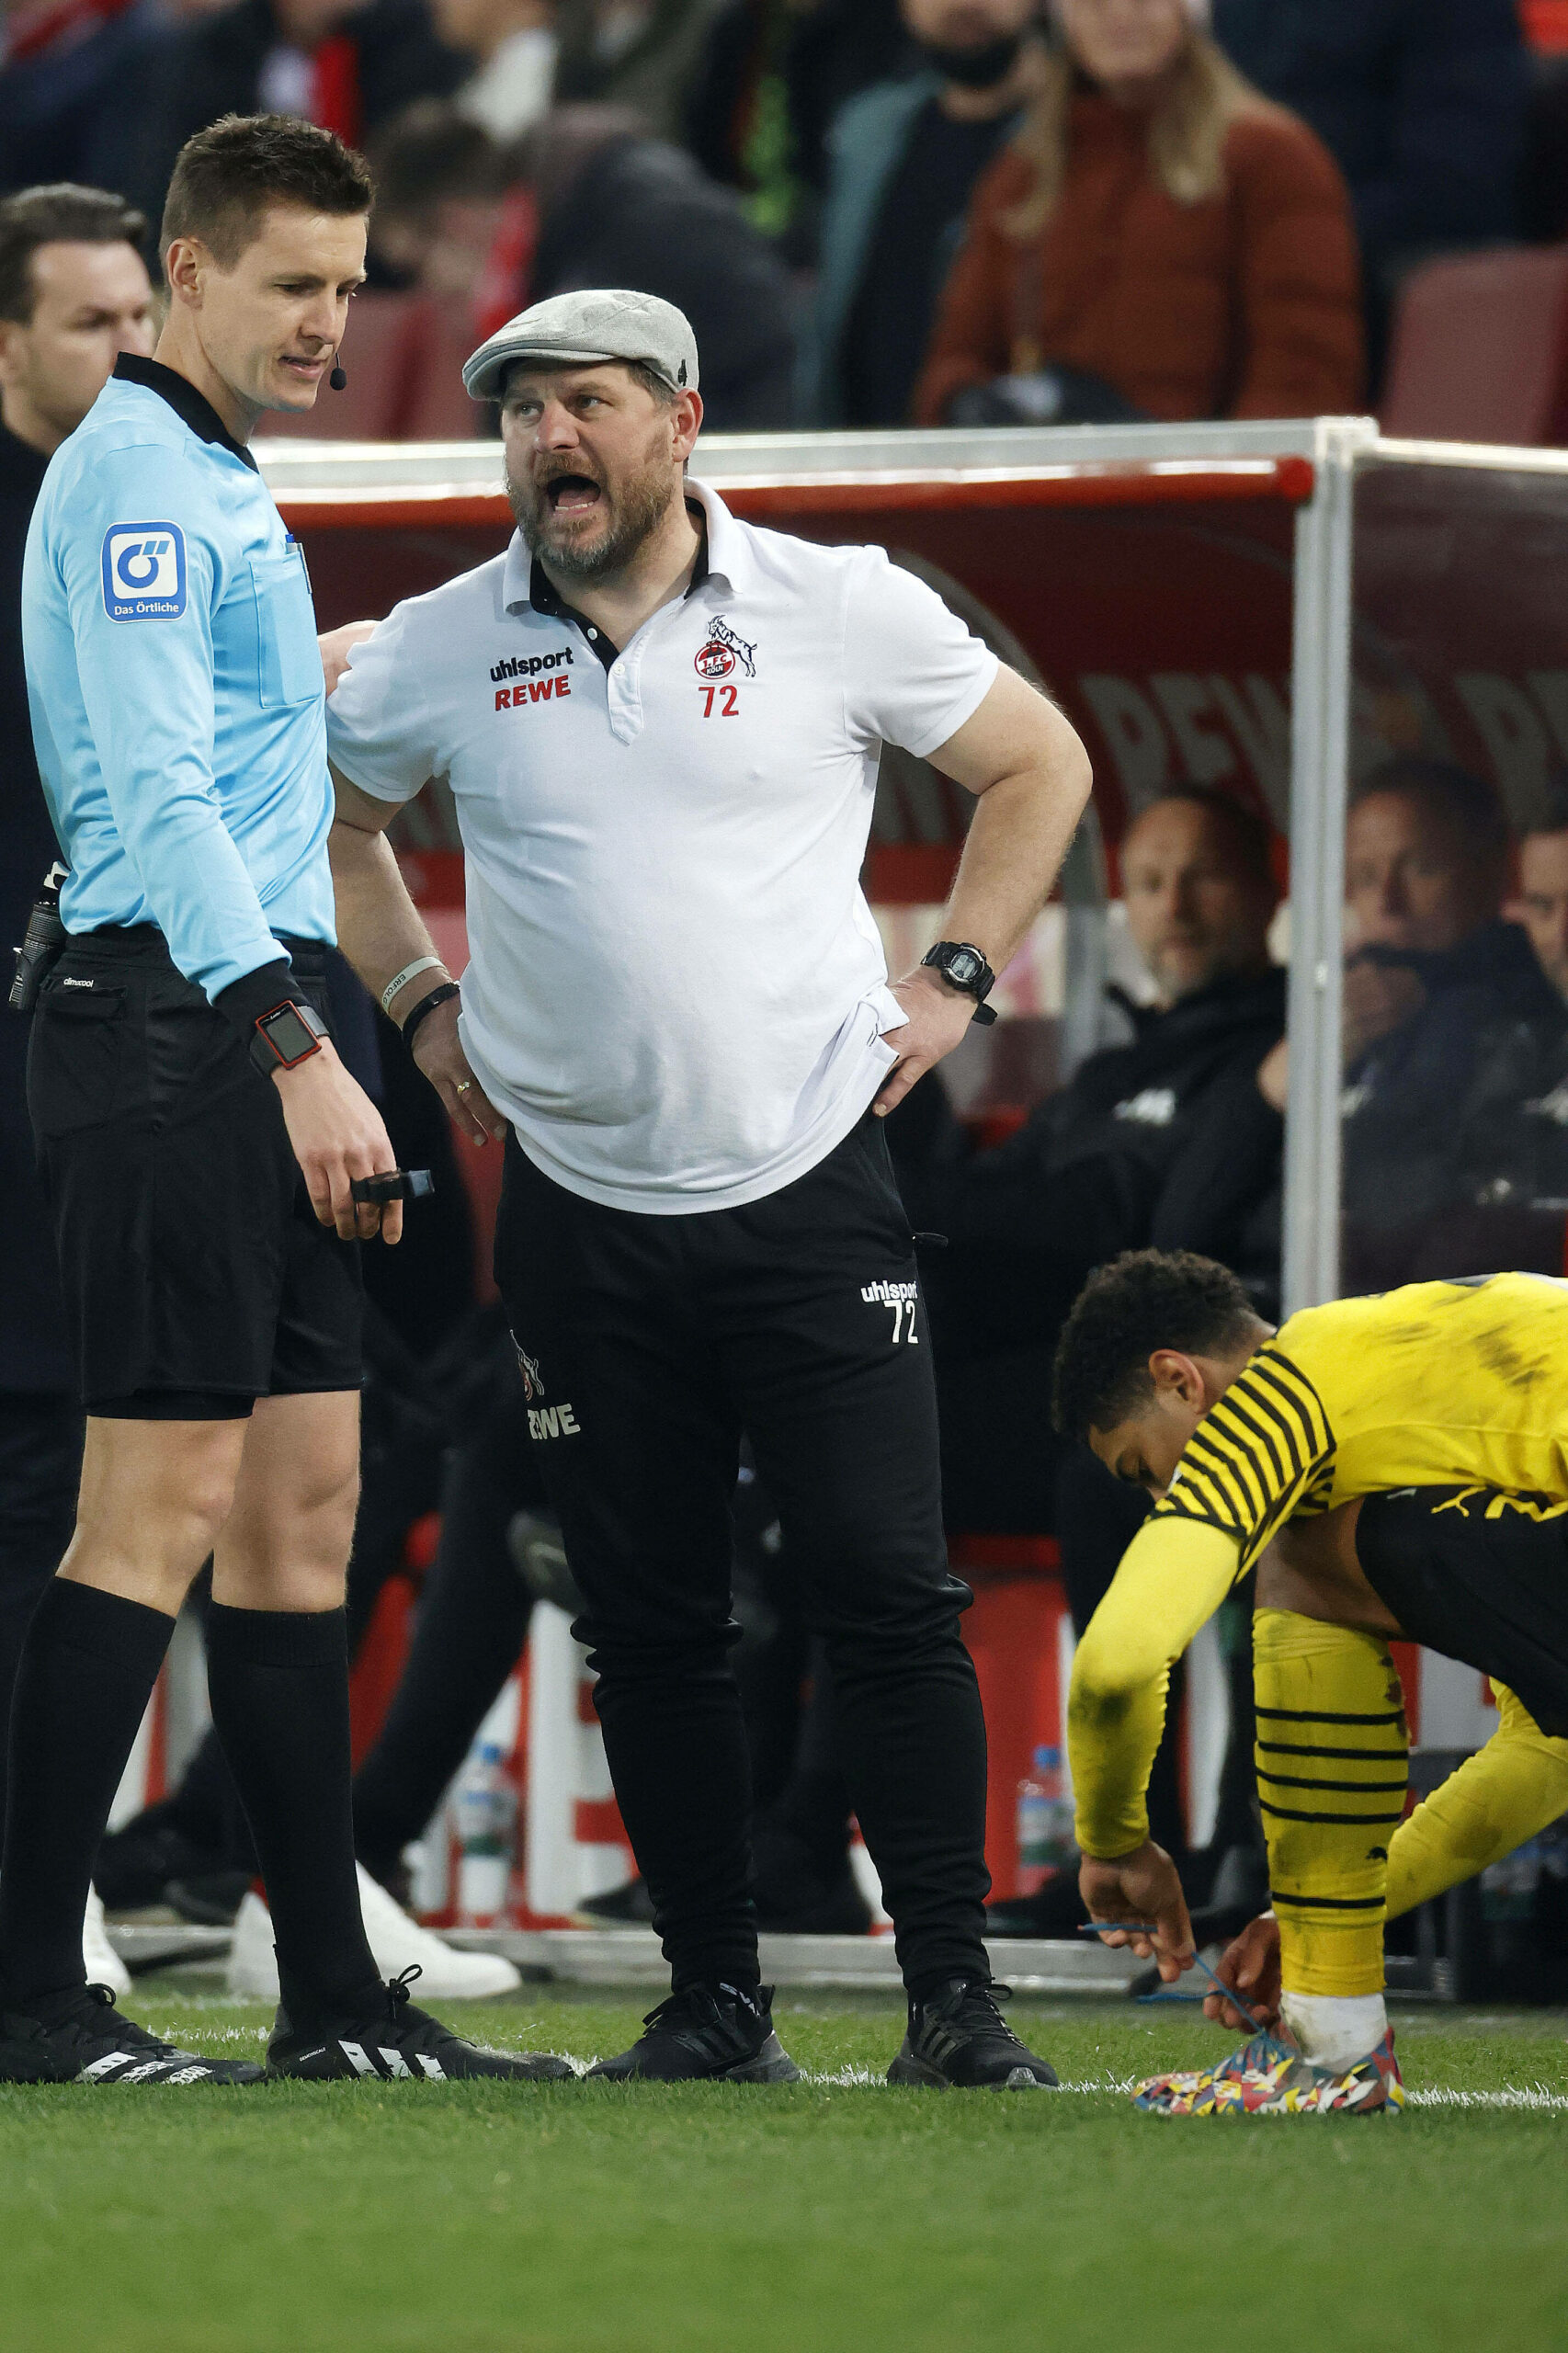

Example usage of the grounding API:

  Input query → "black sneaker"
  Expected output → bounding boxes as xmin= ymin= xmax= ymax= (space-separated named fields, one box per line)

xmin=267 ymin=1967 xmax=576 ymax=2082
xmin=587 ymin=1981 xmax=801 ymax=2082
xmin=889 ymin=1979 xmax=1059 ymax=2089
xmin=574 ymin=1876 xmax=656 ymax=1928
xmin=0 ymin=1983 xmax=265 ymax=2085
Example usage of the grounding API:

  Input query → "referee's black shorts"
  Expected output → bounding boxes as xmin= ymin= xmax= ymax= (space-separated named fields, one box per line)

xmin=27 ymin=926 xmax=363 ymax=1419
xmin=1356 ymin=1485 xmax=1568 ymax=1738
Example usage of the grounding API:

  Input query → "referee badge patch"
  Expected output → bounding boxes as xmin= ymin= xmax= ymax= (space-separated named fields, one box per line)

xmin=101 ymin=522 xmax=187 ymax=621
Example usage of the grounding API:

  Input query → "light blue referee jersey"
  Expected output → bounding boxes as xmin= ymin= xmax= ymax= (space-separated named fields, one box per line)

xmin=22 ymin=355 xmax=335 ymax=1003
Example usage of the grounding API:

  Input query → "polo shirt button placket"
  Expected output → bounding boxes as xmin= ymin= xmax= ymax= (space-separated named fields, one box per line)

xmin=608 ymin=636 xmax=644 ymax=745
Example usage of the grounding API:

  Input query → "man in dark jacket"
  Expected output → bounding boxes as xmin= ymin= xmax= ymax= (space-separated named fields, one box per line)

xmin=0 ymin=184 xmax=153 ymax=1971
xmin=119 ymin=0 xmax=468 ymax=236
xmin=894 ymin=783 xmax=1284 ymax=1535
xmin=802 ymin=0 xmax=1046 ymax=427
xmin=1322 ymin=759 xmax=1568 ymax=1291
xmin=1211 ymin=0 xmax=1528 ymax=372
xmin=520 ymin=106 xmax=797 ymax=427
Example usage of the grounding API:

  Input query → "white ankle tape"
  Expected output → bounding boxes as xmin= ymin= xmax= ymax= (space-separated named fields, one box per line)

xmin=1280 ymin=1991 xmax=1386 ymax=2073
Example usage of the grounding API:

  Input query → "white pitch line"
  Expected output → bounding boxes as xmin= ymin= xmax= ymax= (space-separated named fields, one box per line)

xmin=801 ymin=2071 xmax=1568 ymax=2109
xmin=1406 ymin=2086 xmax=1568 ymax=2113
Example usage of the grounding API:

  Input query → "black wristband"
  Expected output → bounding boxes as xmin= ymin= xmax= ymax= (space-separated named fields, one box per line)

xmin=399 ymin=981 xmax=460 ymax=1055
xmin=215 ymin=957 xmax=312 ymax=1046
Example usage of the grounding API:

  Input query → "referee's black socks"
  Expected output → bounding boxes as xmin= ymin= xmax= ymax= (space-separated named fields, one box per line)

xmin=0 ymin=1579 xmax=175 ymax=2006
xmin=205 ymin=1603 xmax=381 ymax=2027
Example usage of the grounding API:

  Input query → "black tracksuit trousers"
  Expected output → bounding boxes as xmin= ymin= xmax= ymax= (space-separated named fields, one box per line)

xmin=494 ymin=1110 xmax=992 ymax=1999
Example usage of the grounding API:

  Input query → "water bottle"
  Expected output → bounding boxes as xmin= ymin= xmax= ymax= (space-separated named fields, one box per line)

xmin=452 ymin=1742 xmax=517 ymax=1926
xmin=1017 ymin=1745 xmax=1074 ymax=1896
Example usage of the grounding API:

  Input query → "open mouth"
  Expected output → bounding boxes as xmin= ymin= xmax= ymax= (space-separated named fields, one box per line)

xmin=281 ymin=355 xmax=326 ymax=381
xmin=544 ymin=473 xmax=603 ymax=516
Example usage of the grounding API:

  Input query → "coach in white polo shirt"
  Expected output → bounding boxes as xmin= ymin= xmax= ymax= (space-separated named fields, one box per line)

xmin=324 ymin=290 xmax=1092 ymax=2088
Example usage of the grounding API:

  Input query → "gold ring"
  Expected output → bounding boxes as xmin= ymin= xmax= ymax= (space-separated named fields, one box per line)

xmin=455 ymin=1079 xmax=472 ymax=1096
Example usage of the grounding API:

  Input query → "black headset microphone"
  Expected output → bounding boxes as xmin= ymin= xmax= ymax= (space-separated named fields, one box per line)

xmin=329 ymin=361 xmax=347 ymax=391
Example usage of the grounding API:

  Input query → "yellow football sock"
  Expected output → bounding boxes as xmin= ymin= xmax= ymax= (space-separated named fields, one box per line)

xmin=1387 ymin=1682 xmax=1568 ymax=1919
xmin=1253 ymin=1608 xmax=1409 ymax=1998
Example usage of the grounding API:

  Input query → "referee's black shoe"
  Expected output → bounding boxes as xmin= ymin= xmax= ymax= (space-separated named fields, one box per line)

xmin=587 ymin=1981 xmax=801 ymax=2082
xmin=888 ymin=1979 xmax=1059 ymax=2089
xmin=0 ymin=1983 xmax=265 ymax=2085
xmin=267 ymin=1966 xmax=577 ymax=2082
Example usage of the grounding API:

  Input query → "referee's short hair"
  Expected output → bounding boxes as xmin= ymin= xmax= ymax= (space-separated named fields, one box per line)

xmin=160 ymin=114 xmax=374 ymax=271
xmin=0 ymin=185 xmax=148 ymax=324
xmin=1051 ymin=1249 xmax=1257 ymax=1440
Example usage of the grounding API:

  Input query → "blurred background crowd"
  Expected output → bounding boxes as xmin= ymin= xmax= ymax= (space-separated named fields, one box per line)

xmin=2 ymin=0 xmax=1564 ymax=436
xmin=6 ymin=0 xmax=1568 ymax=2001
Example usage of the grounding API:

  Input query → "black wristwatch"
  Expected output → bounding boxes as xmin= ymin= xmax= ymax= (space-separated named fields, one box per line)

xmin=921 ymin=940 xmax=998 ymax=1026
xmin=249 ymin=998 xmax=328 ymax=1076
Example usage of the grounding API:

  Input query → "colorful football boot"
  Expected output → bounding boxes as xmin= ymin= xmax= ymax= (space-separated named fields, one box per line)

xmin=1132 ymin=2024 xmax=1403 ymax=2117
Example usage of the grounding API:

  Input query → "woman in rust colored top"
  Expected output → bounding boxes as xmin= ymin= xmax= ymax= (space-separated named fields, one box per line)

xmin=913 ymin=0 xmax=1363 ymax=426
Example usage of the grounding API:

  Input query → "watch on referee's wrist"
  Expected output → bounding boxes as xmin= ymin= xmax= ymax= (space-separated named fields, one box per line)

xmin=249 ymin=998 xmax=328 ymax=1076
xmin=921 ymin=940 xmax=998 ymax=1027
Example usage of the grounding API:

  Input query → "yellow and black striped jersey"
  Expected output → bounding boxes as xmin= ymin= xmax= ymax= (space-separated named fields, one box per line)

xmin=1154 ymin=1271 xmax=1568 ymax=1575
xmin=1069 ymin=1271 xmax=1568 ymax=1857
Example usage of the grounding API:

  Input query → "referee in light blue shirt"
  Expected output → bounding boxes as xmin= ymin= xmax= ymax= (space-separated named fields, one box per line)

xmin=0 ymin=115 xmax=567 ymax=2088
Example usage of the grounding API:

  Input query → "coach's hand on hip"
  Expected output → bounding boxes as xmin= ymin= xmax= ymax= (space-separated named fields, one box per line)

xmin=408 ymin=993 xmax=506 ymax=1147
xmin=873 ymin=968 xmax=984 ymax=1117
xmin=272 ymin=1041 xmax=405 ymax=1244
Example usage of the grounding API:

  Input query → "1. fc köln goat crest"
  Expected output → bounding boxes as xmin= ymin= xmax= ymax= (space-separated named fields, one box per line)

xmin=514 ymin=1339 xmax=545 ymax=1401
xmin=694 ymin=615 xmax=756 ymax=680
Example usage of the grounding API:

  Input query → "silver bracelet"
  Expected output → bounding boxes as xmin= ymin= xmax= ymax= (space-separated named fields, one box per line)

xmin=380 ymin=954 xmax=445 ymax=1014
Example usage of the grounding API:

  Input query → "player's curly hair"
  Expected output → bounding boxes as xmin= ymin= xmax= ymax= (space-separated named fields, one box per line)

xmin=1051 ymin=1249 xmax=1258 ymax=1441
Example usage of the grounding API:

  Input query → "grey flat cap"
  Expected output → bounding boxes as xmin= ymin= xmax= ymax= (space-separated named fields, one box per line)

xmin=463 ymin=289 xmax=700 ymax=403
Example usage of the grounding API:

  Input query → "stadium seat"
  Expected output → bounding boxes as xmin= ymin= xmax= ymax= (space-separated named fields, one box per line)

xmin=399 ymin=299 xmax=487 ymax=439
xmin=1381 ymin=244 xmax=1568 ymax=444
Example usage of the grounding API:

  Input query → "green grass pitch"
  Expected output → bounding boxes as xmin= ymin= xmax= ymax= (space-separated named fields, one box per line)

xmin=2 ymin=1987 xmax=1564 ymax=2353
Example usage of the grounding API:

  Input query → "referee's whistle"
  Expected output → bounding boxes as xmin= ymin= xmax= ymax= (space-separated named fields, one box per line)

xmin=350 ymin=1168 xmax=435 ymax=1205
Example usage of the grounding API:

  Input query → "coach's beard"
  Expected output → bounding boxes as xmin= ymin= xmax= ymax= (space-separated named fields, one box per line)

xmin=508 ymin=453 xmax=678 ymax=585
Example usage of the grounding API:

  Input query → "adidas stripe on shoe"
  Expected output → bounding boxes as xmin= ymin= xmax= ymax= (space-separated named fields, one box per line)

xmin=267 ymin=1966 xmax=576 ymax=2082
xmin=888 ymin=1978 xmax=1059 ymax=2089
xmin=0 ymin=1984 xmax=264 ymax=2085
xmin=586 ymin=1982 xmax=801 ymax=2082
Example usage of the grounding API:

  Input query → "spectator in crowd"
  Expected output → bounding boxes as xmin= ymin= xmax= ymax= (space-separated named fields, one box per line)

xmin=0 ymin=0 xmax=165 ymax=199
xmin=482 ymin=103 xmax=799 ymax=425
xmin=364 ymin=102 xmax=510 ymax=293
xmin=1211 ymin=0 xmax=1528 ymax=370
xmin=1256 ymin=758 xmax=1566 ymax=1292
xmin=1509 ymin=789 xmax=1568 ymax=1010
xmin=913 ymin=0 xmax=1362 ymax=428
xmin=119 ymin=0 xmax=468 ymax=234
xmin=894 ymin=782 xmax=1285 ymax=1536
xmin=1448 ymin=788 xmax=1568 ymax=1263
xmin=0 ymin=182 xmax=155 ymax=1989
xmin=553 ymin=0 xmax=727 ymax=146
xmin=431 ymin=0 xmax=558 ymax=144
xmin=803 ymin=0 xmax=1049 ymax=429
xmin=686 ymin=0 xmax=911 ymax=256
